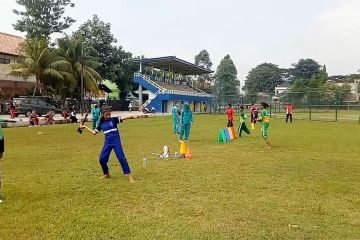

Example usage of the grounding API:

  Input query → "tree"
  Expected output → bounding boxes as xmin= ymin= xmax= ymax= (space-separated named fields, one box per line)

xmin=317 ymin=82 xmax=352 ymax=104
xmin=195 ymin=50 xmax=212 ymax=70
xmin=77 ymin=15 xmax=135 ymax=98
xmin=194 ymin=50 xmax=213 ymax=93
xmin=57 ymin=35 xmax=102 ymax=95
xmin=291 ymin=79 xmax=308 ymax=92
xmin=9 ymin=38 xmax=73 ymax=96
xmin=292 ymin=59 xmax=321 ymax=84
xmin=13 ymin=0 xmax=75 ymax=39
xmin=214 ymin=55 xmax=240 ymax=99
xmin=243 ymin=63 xmax=283 ymax=94
xmin=308 ymin=65 xmax=328 ymax=89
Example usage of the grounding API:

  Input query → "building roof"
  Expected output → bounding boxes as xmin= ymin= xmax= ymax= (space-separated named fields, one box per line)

xmin=103 ymin=80 xmax=119 ymax=91
xmin=0 ymin=32 xmax=24 ymax=56
xmin=135 ymin=56 xmax=213 ymax=75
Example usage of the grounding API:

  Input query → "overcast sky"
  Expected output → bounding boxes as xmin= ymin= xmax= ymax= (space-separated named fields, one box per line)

xmin=1 ymin=0 xmax=360 ymax=86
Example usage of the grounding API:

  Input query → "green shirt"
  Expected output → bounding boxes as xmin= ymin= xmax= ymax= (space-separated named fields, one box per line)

xmin=259 ymin=109 xmax=270 ymax=123
xmin=239 ymin=112 xmax=247 ymax=123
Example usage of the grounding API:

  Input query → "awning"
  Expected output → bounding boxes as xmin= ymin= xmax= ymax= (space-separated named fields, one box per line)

xmin=98 ymin=84 xmax=112 ymax=93
xmin=135 ymin=56 xmax=213 ymax=76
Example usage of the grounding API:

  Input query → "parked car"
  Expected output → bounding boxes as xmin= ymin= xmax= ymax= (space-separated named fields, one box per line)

xmin=13 ymin=98 xmax=56 ymax=117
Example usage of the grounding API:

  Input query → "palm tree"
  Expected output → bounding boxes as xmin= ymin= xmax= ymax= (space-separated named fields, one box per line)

xmin=9 ymin=38 xmax=74 ymax=97
xmin=57 ymin=35 xmax=102 ymax=95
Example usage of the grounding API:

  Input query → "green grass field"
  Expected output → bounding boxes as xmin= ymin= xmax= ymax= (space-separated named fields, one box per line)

xmin=0 ymin=115 xmax=359 ymax=239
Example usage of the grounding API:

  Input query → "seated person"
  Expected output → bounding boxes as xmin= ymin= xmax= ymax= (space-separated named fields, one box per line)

xmin=44 ymin=111 xmax=55 ymax=125
xmin=61 ymin=109 xmax=70 ymax=119
xmin=29 ymin=110 xmax=39 ymax=126
xmin=69 ymin=108 xmax=77 ymax=123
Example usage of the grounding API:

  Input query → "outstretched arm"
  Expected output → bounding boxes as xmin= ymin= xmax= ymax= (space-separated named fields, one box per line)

xmin=80 ymin=125 xmax=98 ymax=135
xmin=119 ymin=115 xmax=143 ymax=121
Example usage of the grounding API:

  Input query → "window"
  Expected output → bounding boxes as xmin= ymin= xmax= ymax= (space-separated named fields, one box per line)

xmin=0 ymin=58 xmax=11 ymax=64
xmin=30 ymin=99 xmax=39 ymax=105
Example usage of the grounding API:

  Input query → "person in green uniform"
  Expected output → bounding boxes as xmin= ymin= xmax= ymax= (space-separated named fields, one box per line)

xmin=0 ymin=118 xmax=16 ymax=203
xmin=172 ymin=101 xmax=180 ymax=134
xmin=180 ymin=102 xmax=193 ymax=141
xmin=258 ymin=102 xmax=272 ymax=148
xmin=238 ymin=106 xmax=250 ymax=137
xmin=91 ymin=105 xmax=101 ymax=130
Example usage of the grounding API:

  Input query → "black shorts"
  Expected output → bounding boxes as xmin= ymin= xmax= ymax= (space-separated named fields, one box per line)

xmin=0 ymin=139 xmax=4 ymax=153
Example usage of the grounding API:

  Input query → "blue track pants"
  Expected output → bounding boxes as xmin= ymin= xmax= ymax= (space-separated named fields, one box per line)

xmin=99 ymin=143 xmax=131 ymax=175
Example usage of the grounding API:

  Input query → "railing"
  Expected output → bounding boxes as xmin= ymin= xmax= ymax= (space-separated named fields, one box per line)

xmin=134 ymin=73 xmax=165 ymax=91
xmin=191 ymin=84 xmax=207 ymax=94
xmin=163 ymin=89 xmax=211 ymax=97
xmin=142 ymin=99 xmax=152 ymax=108
xmin=135 ymin=72 xmax=211 ymax=100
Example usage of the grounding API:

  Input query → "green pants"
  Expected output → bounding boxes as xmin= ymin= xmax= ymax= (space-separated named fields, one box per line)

xmin=173 ymin=119 xmax=179 ymax=134
xmin=261 ymin=123 xmax=270 ymax=139
xmin=92 ymin=117 xmax=99 ymax=130
xmin=180 ymin=123 xmax=191 ymax=140
xmin=238 ymin=122 xmax=250 ymax=137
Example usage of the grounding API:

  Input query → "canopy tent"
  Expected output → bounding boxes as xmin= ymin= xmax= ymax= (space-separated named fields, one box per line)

xmin=135 ymin=56 xmax=213 ymax=76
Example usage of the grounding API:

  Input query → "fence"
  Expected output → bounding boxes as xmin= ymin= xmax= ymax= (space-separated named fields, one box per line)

xmin=210 ymin=89 xmax=360 ymax=123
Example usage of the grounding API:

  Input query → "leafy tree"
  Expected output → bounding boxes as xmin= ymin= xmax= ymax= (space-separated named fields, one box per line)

xmin=292 ymin=59 xmax=321 ymax=84
xmin=9 ymin=38 xmax=72 ymax=96
xmin=194 ymin=50 xmax=213 ymax=93
xmin=77 ymin=15 xmax=135 ymax=98
xmin=214 ymin=55 xmax=240 ymax=99
xmin=291 ymin=79 xmax=308 ymax=92
xmin=13 ymin=0 xmax=75 ymax=39
xmin=57 ymin=35 xmax=102 ymax=95
xmin=317 ymin=82 xmax=352 ymax=104
xmin=243 ymin=63 xmax=283 ymax=94
xmin=308 ymin=65 xmax=328 ymax=89
xmin=288 ymin=79 xmax=309 ymax=104
xmin=195 ymin=50 xmax=212 ymax=70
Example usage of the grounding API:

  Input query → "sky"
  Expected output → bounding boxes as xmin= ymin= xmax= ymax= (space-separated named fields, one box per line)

xmin=1 ymin=0 xmax=360 ymax=87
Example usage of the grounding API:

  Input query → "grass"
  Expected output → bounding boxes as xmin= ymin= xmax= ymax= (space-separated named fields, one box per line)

xmin=0 ymin=115 xmax=359 ymax=239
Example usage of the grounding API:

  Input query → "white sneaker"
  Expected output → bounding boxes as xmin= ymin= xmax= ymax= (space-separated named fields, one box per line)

xmin=0 ymin=199 xmax=3 ymax=203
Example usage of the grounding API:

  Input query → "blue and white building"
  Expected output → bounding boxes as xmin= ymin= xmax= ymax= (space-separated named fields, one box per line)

xmin=133 ymin=56 xmax=213 ymax=113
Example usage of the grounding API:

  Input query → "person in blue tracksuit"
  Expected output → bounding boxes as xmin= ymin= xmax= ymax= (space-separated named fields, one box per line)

xmin=172 ymin=101 xmax=180 ymax=134
xmin=80 ymin=106 xmax=140 ymax=182
xmin=180 ymin=102 xmax=194 ymax=141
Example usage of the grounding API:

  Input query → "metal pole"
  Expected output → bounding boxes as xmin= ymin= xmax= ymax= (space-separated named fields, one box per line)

xmin=81 ymin=41 xmax=84 ymax=116
xmin=309 ymin=92 xmax=312 ymax=121
xmin=335 ymin=90 xmax=338 ymax=122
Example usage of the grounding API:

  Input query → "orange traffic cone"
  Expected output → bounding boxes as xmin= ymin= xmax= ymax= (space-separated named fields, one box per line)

xmin=185 ymin=147 xmax=192 ymax=160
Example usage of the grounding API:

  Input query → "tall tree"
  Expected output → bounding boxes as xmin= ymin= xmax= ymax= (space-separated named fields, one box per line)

xmin=243 ymin=63 xmax=283 ymax=94
xmin=9 ymin=38 xmax=73 ymax=96
xmin=309 ymin=65 xmax=328 ymax=89
xmin=13 ymin=0 xmax=75 ymax=39
xmin=195 ymin=50 xmax=212 ymax=70
xmin=194 ymin=50 xmax=213 ymax=93
xmin=214 ymin=55 xmax=240 ymax=98
xmin=57 ymin=35 xmax=102 ymax=95
xmin=77 ymin=15 xmax=136 ymax=98
xmin=292 ymin=59 xmax=321 ymax=84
